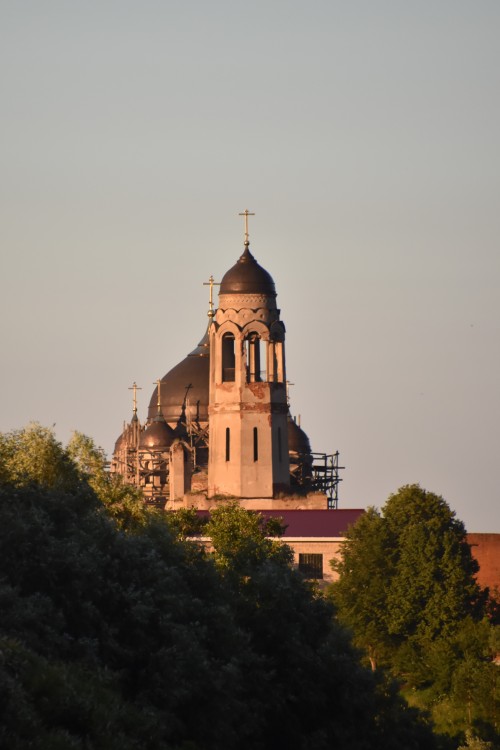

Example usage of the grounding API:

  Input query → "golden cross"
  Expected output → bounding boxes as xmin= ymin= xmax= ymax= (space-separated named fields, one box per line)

xmin=154 ymin=379 xmax=162 ymax=410
xmin=238 ymin=209 xmax=255 ymax=244
xmin=128 ymin=381 xmax=142 ymax=414
xmin=203 ymin=274 xmax=220 ymax=318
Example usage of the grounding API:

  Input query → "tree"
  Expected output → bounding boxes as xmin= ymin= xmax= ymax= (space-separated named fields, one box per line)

xmin=67 ymin=430 xmax=157 ymax=531
xmin=207 ymin=501 xmax=292 ymax=574
xmin=458 ymin=730 xmax=494 ymax=750
xmin=66 ymin=430 xmax=108 ymax=492
xmin=330 ymin=484 xmax=499 ymax=743
xmin=0 ymin=423 xmax=80 ymax=490
xmin=206 ymin=503 xmax=438 ymax=750
xmin=327 ymin=506 xmax=392 ymax=671
xmin=0 ymin=471 xmax=250 ymax=749
xmin=0 ymin=429 xmax=441 ymax=749
xmin=381 ymin=485 xmax=483 ymax=643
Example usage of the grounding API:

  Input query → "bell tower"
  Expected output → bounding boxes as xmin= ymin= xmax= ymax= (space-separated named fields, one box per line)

xmin=208 ymin=213 xmax=290 ymax=498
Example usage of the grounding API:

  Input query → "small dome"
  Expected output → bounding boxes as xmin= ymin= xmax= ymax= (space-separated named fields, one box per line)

xmin=113 ymin=431 xmax=126 ymax=453
xmin=288 ymin=417 xmax=311 ymax=455
xmin=147 ymin=331 xmax=210 ymax=424
xmin=219 ymin=244 xmax=276 ymax=296
xmin=139 ymin=417 xmax=175 ymax=450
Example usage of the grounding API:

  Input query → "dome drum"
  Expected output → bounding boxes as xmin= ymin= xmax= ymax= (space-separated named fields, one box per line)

xmin=217 ymin=294 xmax=278 ymax=314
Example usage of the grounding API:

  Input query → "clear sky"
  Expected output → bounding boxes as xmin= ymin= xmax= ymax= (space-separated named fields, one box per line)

xmin=1 ymin=1 xmax=499 ymax=532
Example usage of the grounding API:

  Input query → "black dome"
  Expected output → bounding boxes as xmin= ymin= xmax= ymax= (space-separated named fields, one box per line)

xmin=288 ymin=416 xmax=311 ymax=455
xmin=113 ymin=431 xmax=126 ymax=453
xmin=219 ymin=244 xmax=276 ymax=296
xmin=139 ymin=417 xmax=175 ymax=450
xmin=147 ymin=331 xmax=210 ymax=424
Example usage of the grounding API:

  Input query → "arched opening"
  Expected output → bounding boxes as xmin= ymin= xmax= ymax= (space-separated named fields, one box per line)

xmin=225 ymin=427 xmax=230 ymax=462
xmin=245 ymin=333 xmax=263 ymax=382
xmin=253 ymin=427 xmax=258 ymax=462
xmin=222 ymin=333 xmax=235 ymax=382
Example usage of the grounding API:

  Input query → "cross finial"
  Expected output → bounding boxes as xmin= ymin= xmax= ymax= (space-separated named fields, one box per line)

xmin=128 ymin=381 xmax=142 ymax=415
xmin=154 ymin=379 xmax=162 ymax=412
xmin=203 ymin=274 xmax=220 ymax=320
xmin=238 ymin=209 xmax=255 ymax=245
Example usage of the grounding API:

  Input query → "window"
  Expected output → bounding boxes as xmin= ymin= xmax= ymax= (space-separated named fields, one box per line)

xmin=253 ymin=427 xmax=258 ymax=461
xmin=222 ymin=333 xmax=235 ymax=382
xmin=298 ymin=554 xmax=323 ymax=579
xmin=225 ymin=427 xmax=230 ymax=461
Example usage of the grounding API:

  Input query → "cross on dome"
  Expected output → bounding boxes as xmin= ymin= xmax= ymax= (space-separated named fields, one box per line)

xmin=128 ymin=381 xmax=142 ymax=415
xmin=154 ymin=379 xmax=162 ymax=410
xmin=203 ymin=274 xmax=220 ymax=320
xmin=238 ymin=209 xmax=255 ymax=245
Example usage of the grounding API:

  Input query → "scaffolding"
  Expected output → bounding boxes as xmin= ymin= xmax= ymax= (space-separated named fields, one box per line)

xmin=309 ymin=452 xmax=344 ymax=509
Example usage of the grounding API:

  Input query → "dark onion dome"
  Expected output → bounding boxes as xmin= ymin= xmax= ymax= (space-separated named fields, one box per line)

xmin=139 ymin=416 xmax=175 ymax=450
xmin=219 ymin=244 xmax=276 ymax=296
xmin=287 ymin=415 xmax=311 ymax=455
xmin=147 ymin=331 xmax=210 ymax=424
xmin=113 ymin=431 xmax=126 ymax=454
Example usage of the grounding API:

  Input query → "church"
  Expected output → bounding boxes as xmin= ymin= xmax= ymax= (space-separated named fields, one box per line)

xmin=110 ymin=213 xmax=499 ymax=591
xmin=110 ymin=212 xmax=358 ymax=583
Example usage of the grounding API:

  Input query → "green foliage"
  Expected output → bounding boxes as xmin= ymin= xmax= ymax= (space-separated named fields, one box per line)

xmin=0 ymin=479 xmax=248 ymax=749
xmin=0 ymin=424 xmax=151 ymax=532
xmin=207 ymin=501 xmax=292 ymax=574
xmin=382 ymin=485 xmax=482 ymax=643
xmin=67 ymin=429 xmax=156 ymax=531
xmin=206 ymin=503 xmax=438 ymax=750
xmin=0 ymin=423 xmax=81 ymax=490
xmin=66 ymin=431 xmax=108 ymax=492
xmin=329 ymin=506 xmax=392 ymax=670
xmin=167 ymin=507 xmax=208 ymax=538
xmin=0 ymin=431 xmax=440 ymax=749
xmin=458 ymin=730 xmax=495 ymax=750
xmin=0 ymin=636 xmax=141 ymax=750
xmin=330 ymin=484 xmax=499 ymax=745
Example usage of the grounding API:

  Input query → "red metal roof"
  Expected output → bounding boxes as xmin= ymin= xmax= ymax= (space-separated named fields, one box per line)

xmin=259 ymin=509 xmax=364 ymax=537
xmin=196 ymin=508 xmax=364 ymax=537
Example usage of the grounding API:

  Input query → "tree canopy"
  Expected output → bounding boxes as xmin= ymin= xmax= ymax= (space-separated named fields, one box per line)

xmin=0 ymin=426 xmax=440 ymax=750
xmin=330 ymin=484 xmax=499 ymax=744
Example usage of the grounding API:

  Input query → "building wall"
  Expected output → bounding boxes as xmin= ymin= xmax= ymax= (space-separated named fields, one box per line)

xmin=287 ymin=534 xmax=500 ymax=591
xmin=188 ymin=528 xmax=500 ymax=595
xmin=286 ymin=538 xmax=345 ymax=585
xmin=467 ymin=533 xmax=500 ymax=595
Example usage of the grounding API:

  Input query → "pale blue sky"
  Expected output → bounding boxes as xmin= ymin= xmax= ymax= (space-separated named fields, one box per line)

xmin=1 ymin=1 xmax=499 ymax=531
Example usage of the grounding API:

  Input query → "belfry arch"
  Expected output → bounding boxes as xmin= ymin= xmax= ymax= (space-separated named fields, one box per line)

xmin=221 ymin=332 xmax=236 ymax=382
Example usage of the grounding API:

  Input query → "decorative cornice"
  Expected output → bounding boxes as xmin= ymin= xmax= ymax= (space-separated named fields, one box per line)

xmin=218 ymin=293 xmax=277 ymax=310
